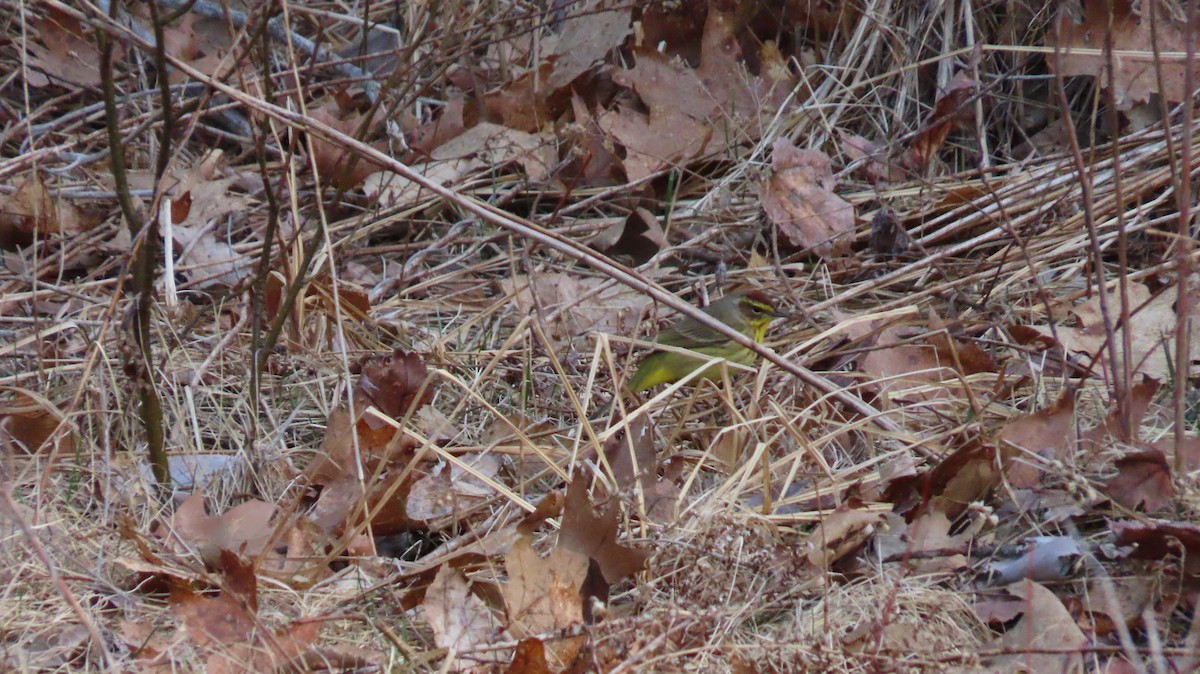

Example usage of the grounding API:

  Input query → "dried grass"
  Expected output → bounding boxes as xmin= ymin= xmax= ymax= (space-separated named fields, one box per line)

xmin=2 ymin=0 xmax=1199 ymax=671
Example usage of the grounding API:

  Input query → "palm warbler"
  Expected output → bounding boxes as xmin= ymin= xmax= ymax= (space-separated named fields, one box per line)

xmin=626 ymin=290 xmax=784 ymax=392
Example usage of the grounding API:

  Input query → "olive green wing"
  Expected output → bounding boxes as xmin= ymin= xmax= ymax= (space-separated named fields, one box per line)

xmin=654 ymin=314 xmax=727 ymax=349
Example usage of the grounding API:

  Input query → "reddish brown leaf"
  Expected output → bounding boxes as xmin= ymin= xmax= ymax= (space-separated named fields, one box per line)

xmin=409 ymin=90 xmax=471 ymax=155
xmin=597 ymin=102 xmax=713 ymax=182
xmin=502 ymin=535 xmax=587 ymax=665
xmin=841 ymin=132 xmax=904 ymax=188
xmin=421 ymin=565 xmax=507 ymax=666
xmin=1106 ymin=449 xmax=1174 ymax=512
xmin=306 ymin=103 xmax=388 ymax=189
xmin=0 ymin=175 xmax=87 ymax=249
xmin=903 ymin=73 xmax=980 ymax=171
xmin=1012 ymin=595 xmax=1086 ymax=664
xmin=558 ymin=475 xmax=649 ymax=584
xmin=1148 ymin=434 xmax=1200 ymax=473
xmin=885 ymin=437 xmax=1001 ymax=520
xmin=806 ymin=504 xmax=887 ymax=569
xmin=602 ymin=414 xmax=656 ymax=493
xmin=998 ymin=393 xmax=1076 ymax=487
xmin=356 ymin=349 xmax=434 ymax=420
xmin=165 ymin=494 xmax=277 ymax=566
xmin=483 ymin=63 xmax=561 ymax=132
xmin=0 ymin=393 xmax=74 ymax=455
xmin=1049 ymin=0 xmax=1200 ymax=108
xmin=564 ymin=94 xmax=623 ymax=186
xmin=407 ymin=453 xmax=501 ymax=523
xmin=601 ymin=8 xmax=796 ymax=180
xmin=1111 ymin=520 xmax=1200 ymax=574
xmin=985 ymin=580 xmax=1087 ymax=672
xmin=26 ymin=7 xmax=107 ymax=88
xmin=927 ymin=310 xmax=998 ymax=375
xmin=169 ymin=551 xmax=257 ymax=648
xmin=760 ymin=138 xmax=855 ymax=258
xmin=1081 ymin=378 xmax=1160 ymax=451
xmin=546 ymin=4 xmax=632 ymax=89
xmin=972 ymin=599 xmax=1026 ymax=626
xmin=1054 ymin=280 xmax=1200 ymax=382
xmin=506 ymin=638 xmax=553 ymax=674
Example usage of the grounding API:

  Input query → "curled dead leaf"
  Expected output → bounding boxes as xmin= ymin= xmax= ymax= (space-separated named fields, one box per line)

xmin=760 ymin=138 xmax=855 ymax=258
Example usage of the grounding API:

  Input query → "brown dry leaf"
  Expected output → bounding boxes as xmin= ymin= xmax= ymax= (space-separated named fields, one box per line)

xmin=885 ymin=438 xmax=1002 ymax=520
xmin=409 ymin=90 xmax=471 ymax=155
xmin=506 ymin=638 xmax=553 ymax=674
xmin=760 ymin=138 xmax=855 ymax=258
xmin=1054 ymin=279 xmax=1200 ymax=381
xmin=1049 ymin=0 xmax=1200 ymax=108
xmin=564 ymin=94 xmax=624 ymax=186
xmin=303 ymin=353 xmax=434 ymax=535
xmin=0 ymin=174 xmax=87 ymax=249
xmin=1147 ymin=433 xmax=1200 ymax=472
xmin=356 ymin=349 xmax=435 ymax=421
xmin=305 ymin=405 xmax=380 ymax=488
xmin=903 ymin=73 xmax=980 ymax=171
xmin=499 ymin=272 xmax=654 ymax=350
xmin=806 ymin=504 xmax=887 ymax=569
xmin=365 ymin=156 xmax=483 ymax=209
xmin=850 ymin=319 xmax=961 ymax=407
xmin=588 ymin=207 xmax=665 ymax=266
xmin=0 ymin=393 xmax=74 ymax=455
xmin=422 ymin=565 xmax=508 ymax=668
xmin=654 ymin=9 xmax=792 ymax=135
xmin=118 ymin=619 xmax=174 ymax=667
xmin=138 ymin=10 xmax=237 ymax=82
xmin=1079 ymin=377 xmax=1159 ymax=453
xmin=972 ymin=599 xmax=1027 ymax=627
xmin=435 ymin=122 xmax=554 ymax=180
xmin=602 ymin=414 xmax=656 ymax=493
xmin=557 ymin=475 xmax=649 ymax=584
xmin=1106 ymin=449 xmax=1174 ymax=512
xmin=305 ymin=404 xmax=423 ymax=536
xmin=501 ymin=535 xmax=587 ymax=666
xmin=998 ymin=393 xmax=1076 ymax=488
xmin=172 ymin=224 xmax=250 ymax=289
xmin=483 ymin=63 xmax=562 ymax=132
xmin=602 ymin=8 xmax=795 ymax=179
xmin=984 ymin=580 xmax=1086 ymax=673
xmin=170 ymin=552 xmax=258 ymax=648
xmin=171 ymin=552 xmax=320 ymax=674
xmin=307 ymin=103 xmax=389 ymax=189
xmin=927 ymin=310 xmax=998 ymax=375
xmin=169 ymin=153 xmax=254 ymax=227
xmin=26 ymin=7 xmax=107 ymax=88
xmin=1111 ymin=520 xmax=1200 ymax=575
xmin=407 ymin=453 xmax=502 ymax=523
xmin=547 ymin=2 xmax=633 ymax=89
xmin=165 ymin=494 xmax=277 ymax=566
xmin=899 ymin=511 xmax=970 ymax=572
xmin=597 ymin=102 xmax=713 ymax=182
xmin=368 ymin=122 xmax=553 ymax=207
xmin=166 ymin=157 xmax=255 ymax=288
xmin=1083 ymin=575 xmax=1157 ymax=637
xmin=839 ymin=131 xmax=903 ymax=187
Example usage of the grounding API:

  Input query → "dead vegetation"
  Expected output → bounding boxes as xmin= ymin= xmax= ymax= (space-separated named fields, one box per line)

xmin=2 ymin=0 xmax=1200 ymax=671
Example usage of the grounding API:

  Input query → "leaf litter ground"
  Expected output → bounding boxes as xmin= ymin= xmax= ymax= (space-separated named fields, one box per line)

xmin=2 ymin=0 xmax=1200 ymax=672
